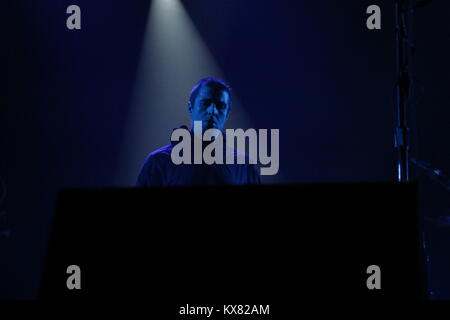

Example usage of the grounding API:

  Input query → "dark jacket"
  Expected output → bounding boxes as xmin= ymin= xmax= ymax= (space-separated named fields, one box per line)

xmin=136 ymin=126 xmax=260 ymax=186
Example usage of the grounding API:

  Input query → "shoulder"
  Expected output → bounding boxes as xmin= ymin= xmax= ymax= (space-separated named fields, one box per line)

xmin=136 ymin=144 xmax=173 ymax=187
xmin=139 ymin=144 xmax=173 ymax=173
xmin=228 ymin=149 xmax=260 ymax=183
xmin=144 ymin=144 xmax=173 ymax=164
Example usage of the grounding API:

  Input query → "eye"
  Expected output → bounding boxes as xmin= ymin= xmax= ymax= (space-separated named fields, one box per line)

xmin=202 ymin=100 xmax=211 ymax=107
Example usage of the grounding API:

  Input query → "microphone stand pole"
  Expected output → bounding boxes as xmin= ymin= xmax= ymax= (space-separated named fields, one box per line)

xmin=395 ymin=0 xmax=434 ymax=298
xmin=394 ymin=0 xmax=413 ymax=182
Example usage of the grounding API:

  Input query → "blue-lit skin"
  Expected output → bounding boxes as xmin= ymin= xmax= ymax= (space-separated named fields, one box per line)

xmin=188 ymin=85 xmax=231 ymax=133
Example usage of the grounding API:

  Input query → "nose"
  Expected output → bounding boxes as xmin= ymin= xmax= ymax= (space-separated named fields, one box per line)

xmin=208 ymin=103 xmax=219 ymax=115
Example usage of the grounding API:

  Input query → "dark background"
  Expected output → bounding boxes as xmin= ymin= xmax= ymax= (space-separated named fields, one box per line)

xmin=1 ymin=0 xmax=449 ymax=299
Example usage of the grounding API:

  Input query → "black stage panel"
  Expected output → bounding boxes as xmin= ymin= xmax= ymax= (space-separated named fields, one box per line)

xmin=40 ymin=182 xmax=425 ymax=299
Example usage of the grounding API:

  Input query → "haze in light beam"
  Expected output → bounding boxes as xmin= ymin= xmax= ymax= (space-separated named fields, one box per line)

xmin=115 ymin=0 xmax=255 ymax=186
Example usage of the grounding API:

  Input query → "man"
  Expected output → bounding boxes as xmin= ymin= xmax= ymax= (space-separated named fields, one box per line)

xmin=136 ymin=78 xmax=260 ymax=186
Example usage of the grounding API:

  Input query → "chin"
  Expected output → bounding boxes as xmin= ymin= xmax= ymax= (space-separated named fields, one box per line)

xmin=204 ymin=123 xmax=217 ymax=131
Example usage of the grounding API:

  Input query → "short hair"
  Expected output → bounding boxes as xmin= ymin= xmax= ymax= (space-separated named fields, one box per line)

xmin=189 ymin=77 xmax=232 ymax=107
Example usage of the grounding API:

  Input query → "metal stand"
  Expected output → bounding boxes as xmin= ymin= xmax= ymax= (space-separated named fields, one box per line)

xmin=394 ymin=0 xmax=414 ymax=182
xmin=395 ymin=0 xmax=436 ymax=299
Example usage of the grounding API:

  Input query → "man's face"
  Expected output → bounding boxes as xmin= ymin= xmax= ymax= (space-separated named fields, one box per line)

xmin=189 ymin=85 xmax=231 ymax=132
